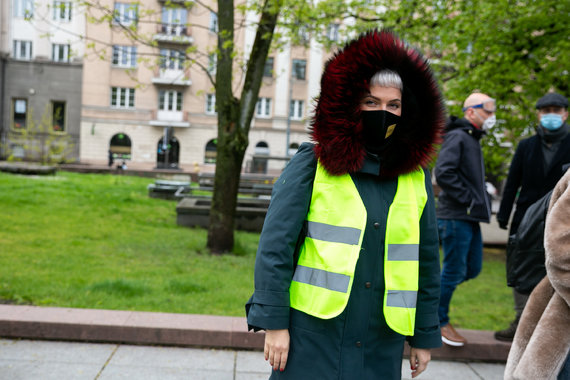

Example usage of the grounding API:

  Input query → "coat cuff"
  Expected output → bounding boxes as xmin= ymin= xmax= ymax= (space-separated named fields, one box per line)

xmin=246 ymin=303 xmax=290 ymax=331
xmin=251 ymin=289 xmax=290 ymax=307
xmin=407 ymin=325 xmax=442 ymax=349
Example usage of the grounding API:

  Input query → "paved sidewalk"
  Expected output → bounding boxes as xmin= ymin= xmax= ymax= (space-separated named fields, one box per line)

xmin=0 ymin=339 xmax=505 ymax=380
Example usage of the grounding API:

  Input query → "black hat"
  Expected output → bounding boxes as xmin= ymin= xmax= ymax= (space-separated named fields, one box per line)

xmin=535 ymin=92 xmax=568 ymax=109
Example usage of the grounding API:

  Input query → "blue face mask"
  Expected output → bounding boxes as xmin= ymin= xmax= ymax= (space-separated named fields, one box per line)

xmin=540 ymin=113 xmax=564 ymax=130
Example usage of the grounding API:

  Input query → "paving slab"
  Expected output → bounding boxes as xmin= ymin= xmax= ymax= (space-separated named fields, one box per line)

xmin=0 ymin=339 xmax=115 ymax=363
xmin=99 ymin=366 xmax=234 ymax=380
xmin=235 ymin=350 xmax=271 ymax=374
xmin=402 ymin=360 xmax=504 ymax=380
xmin=0 ymin=360 xmax=103 ymax=380
xmin=109 ymin=345 xmax=235 ymax=371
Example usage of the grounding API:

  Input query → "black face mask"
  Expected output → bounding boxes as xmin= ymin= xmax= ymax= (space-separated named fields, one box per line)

xmin=361 ymin=110 xmax=400 ymax=154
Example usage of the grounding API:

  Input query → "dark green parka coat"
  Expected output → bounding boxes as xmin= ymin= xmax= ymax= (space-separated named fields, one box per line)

xmin=246 ymin=30 xmax=445 ymax=380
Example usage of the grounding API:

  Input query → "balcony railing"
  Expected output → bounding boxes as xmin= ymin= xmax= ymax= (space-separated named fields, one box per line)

xmin=150 ymin=110 xmax=190 ymax=128
xmin=152 ymin=68 xmax=192 ymax=86
xmin=153 ymin=24 xmax=194 ymax=44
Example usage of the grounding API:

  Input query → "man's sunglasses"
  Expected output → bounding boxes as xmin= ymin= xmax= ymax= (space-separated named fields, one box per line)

xmin=462 ymin=99 xmax=497 ymax=113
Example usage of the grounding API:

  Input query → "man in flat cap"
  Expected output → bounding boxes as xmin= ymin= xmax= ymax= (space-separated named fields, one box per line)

xmin=495 ymin=92 xmax=570 ymax=342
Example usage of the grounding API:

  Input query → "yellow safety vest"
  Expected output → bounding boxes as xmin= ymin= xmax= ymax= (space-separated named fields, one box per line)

xmin=289 ymin=161 xmax=427 ymax=335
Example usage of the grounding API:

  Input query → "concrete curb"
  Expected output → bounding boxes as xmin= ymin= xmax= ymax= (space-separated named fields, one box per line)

xmin=0 ymin=305 xmax=511 ymax=363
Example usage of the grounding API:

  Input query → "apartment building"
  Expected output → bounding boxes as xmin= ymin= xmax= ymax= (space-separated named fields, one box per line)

xmin=80 ymin=0 xmax=331 ymax=172
xmin=0 ymin=0 xmax=84 ymax=162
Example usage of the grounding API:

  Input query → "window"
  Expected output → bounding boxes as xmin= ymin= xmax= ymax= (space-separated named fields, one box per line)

xmin=290 ymin=100 xmax=304 ymax=120
xmin=208 ymin=53 xmax=217 ymax=74
xmin=13 ymin=99 xmax=27 ymax=129
xmin=13 ymin=40 xmax=32 ymax=60
xmin=110 ymin=133 xmax=132 ymax=160
xmin=327 ymin=23 xmax=340 ymax=42
xmin=264 ymin=57 xmax=274 ymax=77
xmin=113 ymin=2 xmax=138 ymax=26
xmin=292 ymin=59 xmax=306 ymax=80
xmin=256 ymin=97 xmax=271 ymax=118
xmin=206 ymin=94 xmax=216 ymax=114
xmin=53 ymin=1 xmax=71 ymax=21
xmin=52 ymin=101 xmax=66 ymax=132
xmin=159 ymin=90 xmax=182 ymax=111
xmin=52 ymin=44 xmax=70 ymax=62
xmin=111 ymin=87 xmax=135 ymax=108
xmin=112 ymin=45 xmax=137 ymax=68
xmin=209 ymin=11 xmax=218 ymax=32
xmin=159 ymin=49 xmax=184 ymax=70
xmin=161 ymin=7 xmax=187 ymax=35
xmin=298 ymin=27 xmax=309 ymax=44
xmin=288 ymin=142 xmax=299 ymax=156
xmin=14 ymin=0 xmax=33 ymax=18
xmin=204 ymin=139 xmax=217 ymax=163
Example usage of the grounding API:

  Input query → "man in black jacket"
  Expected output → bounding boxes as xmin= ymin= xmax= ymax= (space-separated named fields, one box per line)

xmin=495 ymin=92 xmax=569 ymax=341
xmin=435 ymin=92 xmax=494 ymax=346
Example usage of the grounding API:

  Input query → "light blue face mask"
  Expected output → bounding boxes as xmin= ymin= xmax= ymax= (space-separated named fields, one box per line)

xmin=540 ymin=113 xmax=564 ymax=130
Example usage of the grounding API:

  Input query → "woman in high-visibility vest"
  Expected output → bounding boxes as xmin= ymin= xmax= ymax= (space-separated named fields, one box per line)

xmin=246 ymin=29 xmax=445 ymax=380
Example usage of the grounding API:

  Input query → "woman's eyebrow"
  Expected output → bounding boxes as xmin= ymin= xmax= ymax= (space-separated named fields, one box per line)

xmin=363 ymin=95 xmax=402 ymax=102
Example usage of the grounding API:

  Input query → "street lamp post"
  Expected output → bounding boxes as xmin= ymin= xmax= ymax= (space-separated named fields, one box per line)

xmin=162 ymin=126 xmax=169 ymax=168
xmin=285 ymin=59 xmax=295 ymax=157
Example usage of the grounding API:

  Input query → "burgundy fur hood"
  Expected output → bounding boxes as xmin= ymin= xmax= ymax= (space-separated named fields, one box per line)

xmin=310 ymin=29 xmax=445 ymax=178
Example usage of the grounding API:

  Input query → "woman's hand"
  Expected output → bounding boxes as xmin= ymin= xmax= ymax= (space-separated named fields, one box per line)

xmin=264 ymin=329 xmax=290 ymax=372
xmin=410 ymin=347 xmax=431 ymax=378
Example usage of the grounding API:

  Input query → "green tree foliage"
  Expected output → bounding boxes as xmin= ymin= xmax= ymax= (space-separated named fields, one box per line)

xmin=291 ymin=0 xmax=569 ymax=180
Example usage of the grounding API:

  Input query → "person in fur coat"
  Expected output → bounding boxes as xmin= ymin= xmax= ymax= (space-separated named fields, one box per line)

xmin=246 ymin=29 xmax=445 ymax=379
xmin=504 ymin=167 xmax=570 ymax=380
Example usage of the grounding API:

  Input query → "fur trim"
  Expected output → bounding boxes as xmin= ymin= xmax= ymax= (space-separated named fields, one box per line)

xmin=310 ymin=29 xmax=445 ymax=177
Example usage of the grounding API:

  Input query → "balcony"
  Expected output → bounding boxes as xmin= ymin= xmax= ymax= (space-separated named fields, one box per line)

xmin=153 ymin=24 xmax=194 ymax=44
xmin=152 ymin=68 xmax=192 ymax=86
xmin=150 ymin=110 xmax=191 ymax=128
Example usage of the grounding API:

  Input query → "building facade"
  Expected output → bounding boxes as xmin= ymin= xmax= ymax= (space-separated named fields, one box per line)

xmin=80 ymin=0 xmax=331 ymax=173
xmin=1 ymin=0 xmax=337 ymax=173
xmin=1 ymin=0 xmax=84 ymax=163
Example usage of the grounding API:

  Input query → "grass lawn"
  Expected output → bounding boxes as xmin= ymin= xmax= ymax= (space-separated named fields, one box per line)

xmin=0 ymin=170 xmax=514 ymax=331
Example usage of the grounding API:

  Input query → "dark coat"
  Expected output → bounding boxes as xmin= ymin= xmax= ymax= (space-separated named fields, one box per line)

xmin=434 ymin=116 xmax=491 ymax=223
xmin=247 ymin=143 xmax=442 ymax=379
xmin=246 ymin=30 xmax=445 ymax=380
xmin=506 ymin=191 xmax=551 ymax=294
xmin=497 ymin=130 xmax=570 ymax=234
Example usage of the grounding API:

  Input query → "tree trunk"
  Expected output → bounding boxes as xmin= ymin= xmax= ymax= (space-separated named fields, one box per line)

xmin=206 ymin=0 xmax=282 ymax=254
xmin=207 ymin=100 xmax=247 ymax=254
xmin=207 ymin=139 xmax=247 ymax=253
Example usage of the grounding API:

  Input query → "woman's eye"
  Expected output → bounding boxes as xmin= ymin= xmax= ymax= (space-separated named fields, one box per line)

xmin=388 ymin=103 xmax=400 ymax=109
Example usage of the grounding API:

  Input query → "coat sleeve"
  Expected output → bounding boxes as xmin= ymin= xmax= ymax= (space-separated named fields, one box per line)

xmin=407 ymin=167 xmax=442 ymax=348
xmin=245 ymin=143 xmax=317 ymax=331
xmin=435 ymin=131 xmax=471 ymax=206
xmin=497 ymin=140 xmax=525 ymax=225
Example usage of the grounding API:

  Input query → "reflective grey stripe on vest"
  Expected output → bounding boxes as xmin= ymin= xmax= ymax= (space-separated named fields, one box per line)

xmin=306 ymin=221 xmax=361 ymax=245
xmin=386 ymin=290 xmax=418 ymax=308
xmin=387 ymin=244 xmax=419 ymax=261
xmin=292 ymin=265 xmax=350 ymax=293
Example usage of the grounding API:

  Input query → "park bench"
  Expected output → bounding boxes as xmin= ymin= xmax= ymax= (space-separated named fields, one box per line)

xmin=148 ymin=179 xmax=191 ymax=200
xmin=191 ymin=172 xmax=277 ymax=197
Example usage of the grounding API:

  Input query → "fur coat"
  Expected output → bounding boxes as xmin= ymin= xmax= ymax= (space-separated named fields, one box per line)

xmin=505 ymin=168 xmax=570 ymax=380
